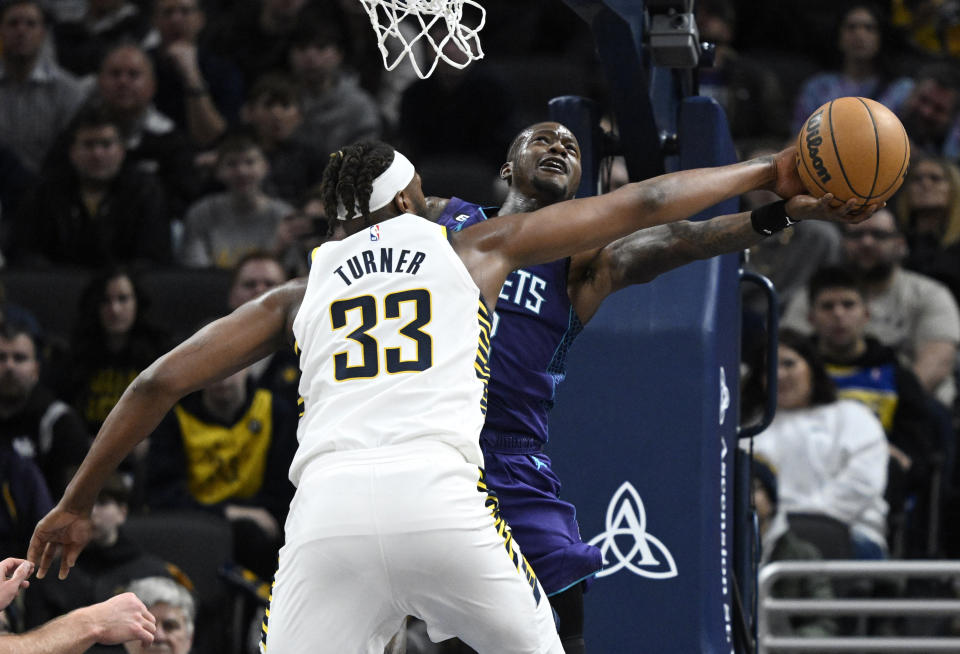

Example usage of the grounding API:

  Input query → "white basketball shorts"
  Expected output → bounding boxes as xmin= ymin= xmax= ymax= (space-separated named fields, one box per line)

xmin=260 ymin=440 xmax=563 ymax=654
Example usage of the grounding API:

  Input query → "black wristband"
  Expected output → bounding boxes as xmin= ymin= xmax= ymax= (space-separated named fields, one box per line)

xmin=750 ymin=200 xmax=799 ymax=236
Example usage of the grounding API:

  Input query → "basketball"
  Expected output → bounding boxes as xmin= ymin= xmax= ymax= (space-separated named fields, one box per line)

xmin=796 ymin=96 xmax=910 ymax=209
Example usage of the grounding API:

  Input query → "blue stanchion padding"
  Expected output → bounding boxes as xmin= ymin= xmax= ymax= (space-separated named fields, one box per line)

xmin=548 ymin=96 xmax=744 ymax=653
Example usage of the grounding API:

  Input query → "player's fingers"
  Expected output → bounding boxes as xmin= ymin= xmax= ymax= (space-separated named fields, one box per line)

xmin=35 ymin=542 xmax=59 ymax=580
xmin=26 ymin=535 xmax=44 ymax=567
xmin=847 ymin=204 xmax=877 ymax=223
xmin=841 ymin=198 xmax=860 ymax=214
xmin=59 ymin=545 xmax=81 ymax=580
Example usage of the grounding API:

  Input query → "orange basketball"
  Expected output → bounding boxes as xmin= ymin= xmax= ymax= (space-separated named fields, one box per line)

xmin=796 ymin=96 xmax=910 ymax=210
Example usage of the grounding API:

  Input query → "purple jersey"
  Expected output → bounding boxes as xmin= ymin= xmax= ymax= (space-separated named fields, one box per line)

xmin=437 ymin=198 xmax=584 ymax=447
xmin=437 ymin=197 xmax=601 ymax=596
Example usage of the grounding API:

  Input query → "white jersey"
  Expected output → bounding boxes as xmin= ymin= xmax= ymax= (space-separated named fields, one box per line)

xmin=289 ymin=214 xmax=490 ymax=484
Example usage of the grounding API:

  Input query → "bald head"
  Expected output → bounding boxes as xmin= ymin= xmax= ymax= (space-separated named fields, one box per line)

xmin=506 ymin=122 xmax=570 ymax=163
xmin=501 ymin=122 xmax=582 ymax=204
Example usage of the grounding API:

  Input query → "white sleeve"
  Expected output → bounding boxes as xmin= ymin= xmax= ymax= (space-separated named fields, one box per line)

xmin=811 ymin=401 xmax=889 ymax=522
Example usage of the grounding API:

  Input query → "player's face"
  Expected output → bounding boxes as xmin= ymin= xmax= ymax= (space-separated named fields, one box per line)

xmin=841 ymin=210 xmax=904 ymax=275
xmin=906 ymin=159 xmax=951 ymax=211
xmin=810 ymin=288 xmax=869 ymax=352
xmin=0 ymin=3 xmax=45 ymax=61
xmin=510 ymin=123 xmax=582 ymax=202
xmin=838 ymin=7 xmax=880 ymax=63
xmin=100 ymin=275 xmax=138 ymax=337
xmin=155 ymin=0 xmax=203 ymax=43
xmin=124 ymin=603 xmax=193 ymax=654
xmin=403 ymin=172 xmax=428 ymax=217
xmin=776 ymin=344 xmax=813 ymax=410
xmin=229 ymin=259 xmax=286 ymax=309
xmin=0 ymin=334 xmax=39 ymax=403
xmin=99 ymin=47 xmax=156 ymax=112
xmin=70 ymin=126 xmax=125 ymax=182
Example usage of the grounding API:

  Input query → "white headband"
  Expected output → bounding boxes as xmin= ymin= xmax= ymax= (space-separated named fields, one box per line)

xmin=336 ymin=150 xmax=416 ymax=221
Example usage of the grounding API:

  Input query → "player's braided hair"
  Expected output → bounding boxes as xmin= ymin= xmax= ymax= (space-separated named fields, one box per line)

xmin=320 ymin=141 xmax=396 ymax=230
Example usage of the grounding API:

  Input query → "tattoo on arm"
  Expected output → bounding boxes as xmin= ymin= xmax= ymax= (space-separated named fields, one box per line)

xmin=611 ymin=212 xmax=764 ymax=288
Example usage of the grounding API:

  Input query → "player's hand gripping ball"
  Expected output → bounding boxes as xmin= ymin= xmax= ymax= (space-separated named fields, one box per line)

xmin=796 ymin=96 xmax=910 ymax=212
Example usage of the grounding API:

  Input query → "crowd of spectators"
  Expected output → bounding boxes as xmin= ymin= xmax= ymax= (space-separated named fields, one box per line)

xmin=2 ymin=0 xmax=960 ymax=650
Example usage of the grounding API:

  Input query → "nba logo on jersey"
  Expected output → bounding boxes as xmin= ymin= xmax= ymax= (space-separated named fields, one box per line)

xmin=369 ymin=225 xmax=381 ymax=241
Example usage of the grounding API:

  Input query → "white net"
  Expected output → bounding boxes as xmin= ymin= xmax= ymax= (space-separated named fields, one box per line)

xmin=357 ymin=0 xmax=486 ymax=79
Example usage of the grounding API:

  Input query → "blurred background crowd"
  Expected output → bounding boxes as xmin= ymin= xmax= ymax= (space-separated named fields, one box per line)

xmin=3 ymin=0 xmax=960 ymax=651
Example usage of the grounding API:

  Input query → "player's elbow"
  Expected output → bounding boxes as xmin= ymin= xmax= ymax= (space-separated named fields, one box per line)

xmin=628 ymin=182 xmax=668 ymax=217
xmin=131 ymin=357 xmax=187 ymax=404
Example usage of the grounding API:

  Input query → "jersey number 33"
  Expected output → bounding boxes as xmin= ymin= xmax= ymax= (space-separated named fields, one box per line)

xmin=331 ymin=289 xmax=433 ymax=380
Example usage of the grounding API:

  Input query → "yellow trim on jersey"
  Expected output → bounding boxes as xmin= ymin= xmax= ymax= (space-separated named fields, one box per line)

xmin=476 ymin=308 xmax=492 ymax=332
xmin=475 ymin=301 xmax=492 ymax=414
xmin=476 ymin=468 xmax=542 ymax=606
xmin=310 ymin=246 xmax=321 ymax=262
xmin=260 ymin=569 xmax=277 ymax=651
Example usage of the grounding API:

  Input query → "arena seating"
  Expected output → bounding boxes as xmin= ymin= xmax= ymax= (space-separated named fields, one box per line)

xmin=0 ymin=267 xmax=234 ymax=344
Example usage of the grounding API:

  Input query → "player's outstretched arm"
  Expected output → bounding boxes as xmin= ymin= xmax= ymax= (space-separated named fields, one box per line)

xmin=28 ymin=279 xmax=306 ymax=581
xmin=0 ymin=592 xmax=156 ymax=654
xmin=453 ymin=147 xmax=800 ymax=302
xmin=567 ymin=195 xmax=876 ymax=319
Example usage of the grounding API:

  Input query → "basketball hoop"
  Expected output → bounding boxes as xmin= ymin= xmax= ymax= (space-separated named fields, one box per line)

xmin=357 ymin=0 xmax=486 ymax=79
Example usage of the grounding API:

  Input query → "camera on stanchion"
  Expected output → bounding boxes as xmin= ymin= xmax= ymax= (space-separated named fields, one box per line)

xmin=645 ymin=0 xmax=701 ymax=68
